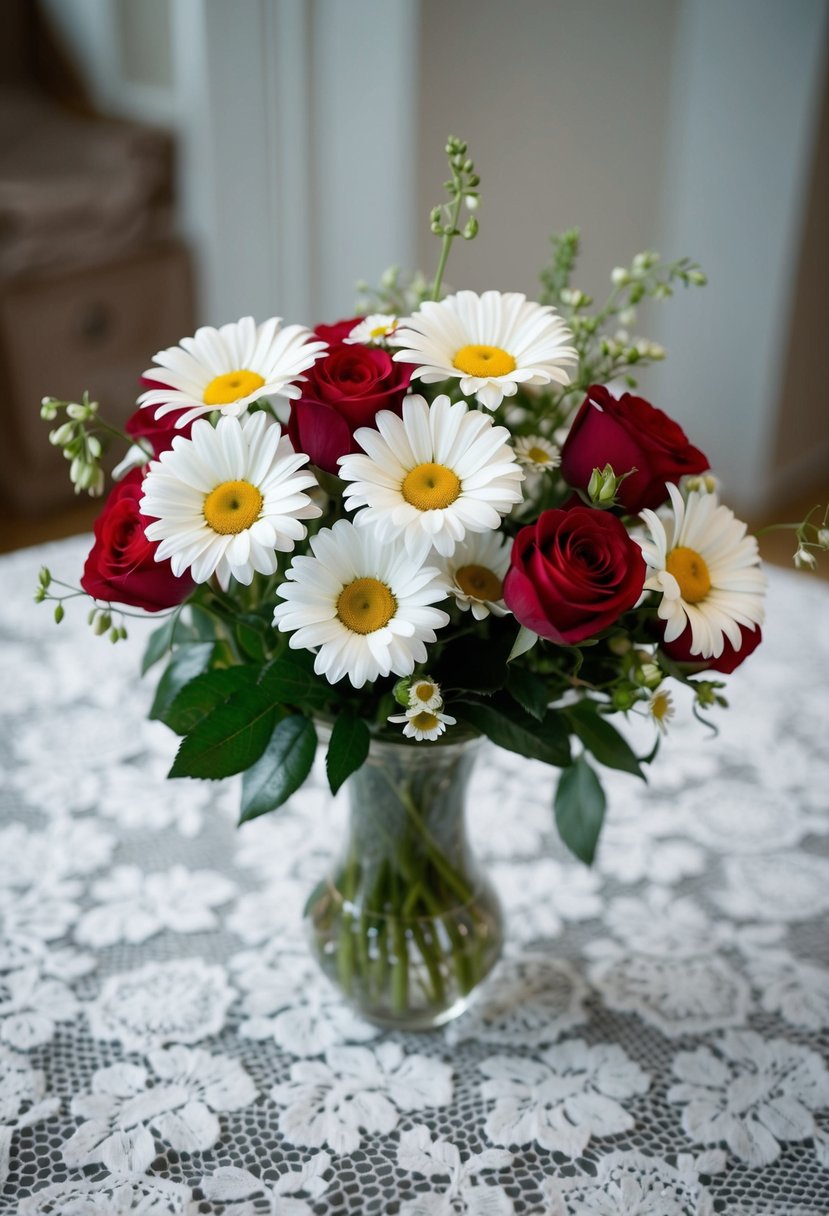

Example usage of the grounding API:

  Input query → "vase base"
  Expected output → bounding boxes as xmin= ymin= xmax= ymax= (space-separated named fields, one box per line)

xmin=342 ymin=988 xmax=483 ymax=1034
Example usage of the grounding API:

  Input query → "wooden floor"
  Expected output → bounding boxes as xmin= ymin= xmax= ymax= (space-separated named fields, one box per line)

xmin=1 ymin=479 xmax=827 ymax=579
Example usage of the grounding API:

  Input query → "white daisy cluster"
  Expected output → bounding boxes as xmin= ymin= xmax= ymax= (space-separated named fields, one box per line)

xmin=388 ymin=677 xmax=457 ymax=742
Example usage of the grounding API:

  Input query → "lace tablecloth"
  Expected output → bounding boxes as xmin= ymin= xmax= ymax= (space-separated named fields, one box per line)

xmin=2 ymin=535 xmax=829 ymax=1215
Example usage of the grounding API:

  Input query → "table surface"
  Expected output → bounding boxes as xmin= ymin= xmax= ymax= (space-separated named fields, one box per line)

xmin=1 ymin=534 xmax=828 ymax=1216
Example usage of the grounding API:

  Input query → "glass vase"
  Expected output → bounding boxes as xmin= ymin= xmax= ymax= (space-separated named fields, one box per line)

xmin=305 ymin=733 xmax=503 ymax=1030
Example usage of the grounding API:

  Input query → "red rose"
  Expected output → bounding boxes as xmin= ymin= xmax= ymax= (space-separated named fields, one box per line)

xmin=125 ymin=403 xmax=193 ymax=458
xmin=287 ymin=323 xmax=411 ymax=474
xmin=560 ymin=385 xmax=709 ymax=513
xmin=503 ymin=505 xmax=646 ymax=644
xmin=660 ymin=621 xmax=762 ymax=673
xmin=81 ymin=469 xmax=194 ymax=612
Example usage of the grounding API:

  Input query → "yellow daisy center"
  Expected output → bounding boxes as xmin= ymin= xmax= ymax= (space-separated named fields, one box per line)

xmin=410 ymin=710 xmax=440 ymax=732
xmin=456 ymin=563 xmax=503 ymax=602
xmin=453 ymin=344 xmax=517 ymax=379
xmin=336 ymin=577 xmax=397 ymax=635
xmin=666 ymin=546 xmax=711 ymax=604
xmin=203 ymin=480 xmax=263 ymax=534
xmin=370 ymin=324 xmax=392 ymax=339
xmin=203 ymin=369 xmax=266 ymax=405
xmin=413 ymin=681 xmax=438 ymax=703
xmin=527 ymin=445 xmax=552 ymax=464
xmin=401 ymin=462 xmax=461 ymax=510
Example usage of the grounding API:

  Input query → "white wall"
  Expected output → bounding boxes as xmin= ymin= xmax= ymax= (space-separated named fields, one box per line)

xmin=416 ymin=0 xmax=680 ymax=306
xmin=646 ymin=0 xmax=829 ymax=514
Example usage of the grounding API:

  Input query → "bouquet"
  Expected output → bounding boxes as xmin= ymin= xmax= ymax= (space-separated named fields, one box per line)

xmin=37 ymin=137 xmax=782 ymax=1021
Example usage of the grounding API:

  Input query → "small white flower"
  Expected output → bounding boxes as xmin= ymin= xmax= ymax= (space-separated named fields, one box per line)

xmin=408 ymin=677 xmax=443 ymax=711
xmin=388 ymin=707 xmax=457 ymax=741
xmin=649 ymin=688 xmax=675 ymax=735
xmin=794 ymin=545 xmax=817 ymax=570
xmin=392 ymin=290 xmax=576 ymax=410
xmin=438 ymin=529 xmax=512 ymax=620
xmin=639 ymin=483 xmax=766 ymax=660
xmin=513 ymin=434 xmax=561 ymax=472
xmin=137 ymin=315 xmax=326 ymax=426
xmin=345 ymin=314 xmax=399 ymax=345
xmin=273 ymin=518 xmax=450 ymax=689
xmin=140 ymin=412 xmax=321 ymax=590
xmin=339 ymin=394 xmax=524 ymax=558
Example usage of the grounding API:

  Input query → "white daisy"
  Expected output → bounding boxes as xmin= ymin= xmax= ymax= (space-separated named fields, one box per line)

xmin=391 ymin=290 xmax=576 ymax=410
xmin=649 ymin=688 xmax=675 ymax=734
xmin=272 ymin=519 xmax=450 ymax=689
xmin=338 ymin=394 xmax=524 ymax=558
xmin=137 ymin=316 xmax=327 ymax=427
xmin=387 ymin=707 xmax=457 ymax=742
xmin=639 ymin=483 xmax=766 ymax=660
xmin=438 ymin=529 xmax=512 ymax=620
xmin=345 ymin=314 xmax=399 ymax=345
xmin=408 ymin=677 xmax=444 ymax=712
xmin=139 ymin=412 xmax=321 ymax=590
xmin=513 ymin=434 xmax=561 ymax=472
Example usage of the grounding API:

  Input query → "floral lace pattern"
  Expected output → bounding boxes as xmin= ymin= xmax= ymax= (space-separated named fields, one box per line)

xmin=2 ymin=538 xmax=829 ymax=1212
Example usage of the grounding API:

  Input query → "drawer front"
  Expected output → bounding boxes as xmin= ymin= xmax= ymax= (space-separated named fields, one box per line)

xmin=0 ymin=243 xmax=194 ymax=508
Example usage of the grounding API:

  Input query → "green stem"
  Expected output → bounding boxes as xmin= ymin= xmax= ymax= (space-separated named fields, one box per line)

xmin=431 ymin=189 xmax=464 ymax=301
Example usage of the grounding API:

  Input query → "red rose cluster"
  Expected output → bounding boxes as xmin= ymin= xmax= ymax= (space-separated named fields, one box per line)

xmin=502 ymin=383 xmax=756 ymax=671
xmin=287 ymin=318 xmax=411 ymax=474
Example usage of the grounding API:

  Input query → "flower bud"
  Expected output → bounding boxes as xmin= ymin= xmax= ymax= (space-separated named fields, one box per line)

xmin=392 ymin=676 xmax=413 ymax=708
xmin=54 ymin=604 xmax=65 ymax=624
xmin=587 ymin=464 xmax=623 ymax=505
xmin=817 ymin=529 xmax=829 ymax=550
xmin=794 ymin=546 xmax=817 ymax=570
xmin=49 ymin=422 xmax=74 ymax=447
xmin=93 ymin=612 xmax=112 ymax=636
xmin=612 ymin=686 xmax=636 ymax=711
xmin=611 ymin=267 xmax=629 ymax=286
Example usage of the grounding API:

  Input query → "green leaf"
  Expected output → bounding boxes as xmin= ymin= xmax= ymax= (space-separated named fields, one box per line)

xmin=148 ymin=643 xmax=216 ymax=722
xmin=258 ymin=653 xmax=331 ymax=709
xmin=239 ymin=715 xmax=317 ymax=822
xmin=141 ymin=613 xmax=196 ymax=675
xmin=189 ymin=603 xmax=223 ymax=641
xmin=565 ymin=700 xmax=645 ymax=779
xmin=455 ymin=698 xmax=571 ymax=767
xmin=164 ymin=666 xmax=258 ymax=735
xmin=554 ymin=755 xmax=606 ymax=865
xmin=169 ymin=686 xmax=278 ymax=779
xmin=235 ymin=614 xmax=269 ymax=662
xmin=326 ymin=714 xmax=370 ymax=795
xmin=506 ymin=667 xmax=550 ymax=721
